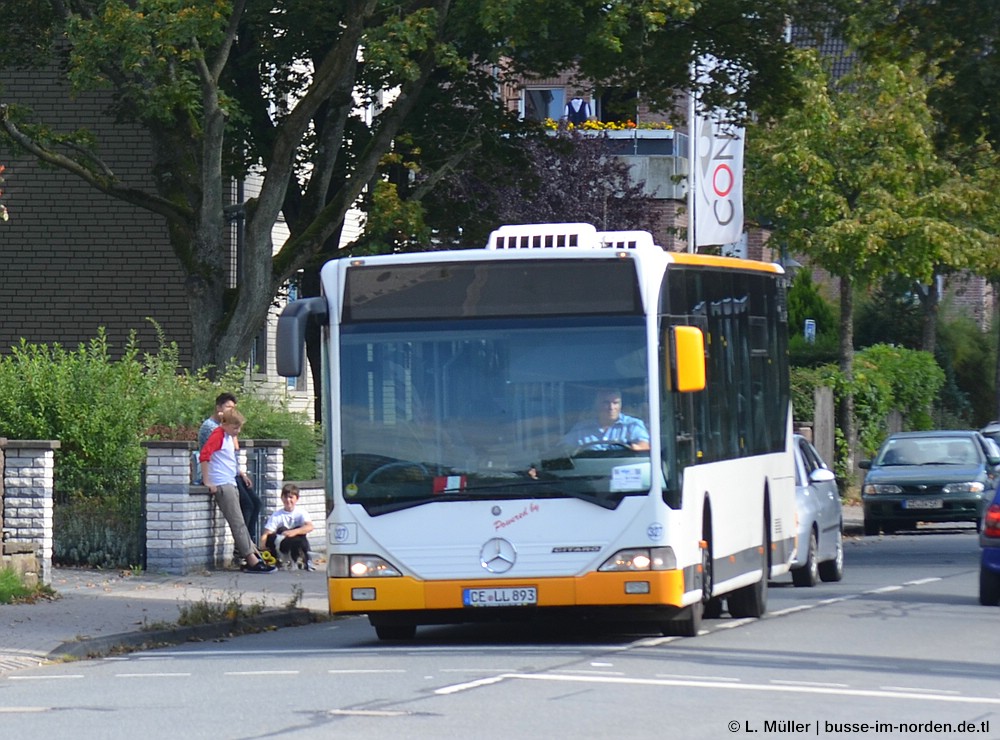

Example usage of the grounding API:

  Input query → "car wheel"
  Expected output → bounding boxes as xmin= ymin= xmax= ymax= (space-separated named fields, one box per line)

xmin=979 ymin=564 xmax=1000 ymax=606
xmin=791 ymin=531 xmax=819 ymax=587
xmin=863 ymin=517 xmax=880 ymax=536
xmin=818 ymin=528 xmax=844 ymax=583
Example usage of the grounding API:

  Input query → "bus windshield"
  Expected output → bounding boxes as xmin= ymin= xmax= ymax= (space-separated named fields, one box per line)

xmin=339 ymin=316 xmax=652 ymax=515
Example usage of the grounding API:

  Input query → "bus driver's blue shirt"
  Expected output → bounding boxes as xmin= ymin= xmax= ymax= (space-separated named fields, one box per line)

xmin=564 ymin=414 xmax=650 ymax=450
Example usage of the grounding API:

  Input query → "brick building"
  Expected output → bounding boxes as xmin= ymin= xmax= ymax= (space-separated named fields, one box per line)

xmin=1 ymin=65 xmax=192 ymax=365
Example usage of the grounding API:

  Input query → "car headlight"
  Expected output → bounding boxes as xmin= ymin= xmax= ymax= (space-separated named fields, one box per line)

xmin=599 ymin=547 xmax=676 ymax=571
xmin=329 ymin=554 xmax=402 ymax=577
xmin=862 ymin=483 xmax=903 ymax=495
xmin=942 ymin=481 xmax=985 ymax=494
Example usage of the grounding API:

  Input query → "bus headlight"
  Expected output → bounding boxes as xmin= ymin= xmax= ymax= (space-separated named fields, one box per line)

xmin=598 ymin=547 xmax=676 ymax=572
xmin=329 ymin=555 xmax=402 ymax=578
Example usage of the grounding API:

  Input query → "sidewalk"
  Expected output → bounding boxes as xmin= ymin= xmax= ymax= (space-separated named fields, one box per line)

xmin=0 ymin=562 xmax=331 ymax=674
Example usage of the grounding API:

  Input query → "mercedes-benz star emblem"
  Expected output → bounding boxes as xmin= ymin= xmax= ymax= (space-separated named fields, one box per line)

xmin=480 ymin=537 xmax=517 ymax=573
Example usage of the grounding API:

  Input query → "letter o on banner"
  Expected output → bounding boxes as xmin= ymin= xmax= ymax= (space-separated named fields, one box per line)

xmin=712 ymin=164 xmax=734 ymax=197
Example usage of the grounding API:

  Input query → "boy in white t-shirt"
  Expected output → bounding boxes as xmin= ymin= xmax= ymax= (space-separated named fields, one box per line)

xmin=259 ymin=484 xmax=316 ymax=570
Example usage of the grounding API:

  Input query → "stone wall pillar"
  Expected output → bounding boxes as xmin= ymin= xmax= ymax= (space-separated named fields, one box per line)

xmin=143 ymin=441 xmax=230 ymax=574
xmin=2 ymin=440 xmax=60 ymax=584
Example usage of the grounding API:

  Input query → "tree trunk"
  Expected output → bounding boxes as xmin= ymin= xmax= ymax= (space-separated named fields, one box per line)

xmin=837 ymin=275 xmax=856 ymax=480
xmin=916 ymin=278 xmax=939 ymax=356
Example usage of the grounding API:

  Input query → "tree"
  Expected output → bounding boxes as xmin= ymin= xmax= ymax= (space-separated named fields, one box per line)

xmin=746 ymin=51 xmax=999 ymax=475
xmin=847 ymin=0 xmax=1000 ymax=151
xmin=0 ymin=0 xmax=841 ymax=375
xmin=842 ymin=1 xmax=1000 ymax=418
xmin=416 ymin=131 xmax=661 ymax=247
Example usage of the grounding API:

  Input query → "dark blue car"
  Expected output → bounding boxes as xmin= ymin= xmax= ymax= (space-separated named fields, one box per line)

xmin=981 ymin=490 xmax=1000 ymax=605
xmin=859 ymin=430 xmax=1000 ymax=536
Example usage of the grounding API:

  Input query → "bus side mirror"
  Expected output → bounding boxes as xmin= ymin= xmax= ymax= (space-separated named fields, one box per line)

xmin=276 ymin=297 xmax=329 ymax=377
xmin=671 ymin=325 xmax=706 ymax=393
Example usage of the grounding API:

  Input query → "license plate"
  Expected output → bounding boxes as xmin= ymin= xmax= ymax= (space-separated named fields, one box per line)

xmin=463 ymin=586 xmax=537 ymax=607
xmin=904 ymin=498 xmax=943 ymax=510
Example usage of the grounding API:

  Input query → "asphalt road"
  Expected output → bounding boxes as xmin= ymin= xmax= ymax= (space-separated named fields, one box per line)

xmin=0 ymin=524 xmax=993 ymax=740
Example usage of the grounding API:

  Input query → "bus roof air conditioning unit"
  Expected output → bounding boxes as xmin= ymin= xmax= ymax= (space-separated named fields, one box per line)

xmin=487 ymin=223 xmax=602 ymax=250
xmin=597 ymin=230 xmax=657 ymax=250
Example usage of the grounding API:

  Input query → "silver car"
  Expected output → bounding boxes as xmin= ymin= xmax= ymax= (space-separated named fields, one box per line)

xmin=791 ymin=434 xmax=844 ymax=586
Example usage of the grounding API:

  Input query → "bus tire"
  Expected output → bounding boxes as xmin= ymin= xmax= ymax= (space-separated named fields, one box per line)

xmin=662 ymin=602 xmax=702 ymax=637
xmin=728 ymin=520 xmax=769 ymax=619
xmin=704 ymin=597 xmax=723 ymax=619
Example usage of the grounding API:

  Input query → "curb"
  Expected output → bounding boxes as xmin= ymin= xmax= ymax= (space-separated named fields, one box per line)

xmin=48 ymin=607 xmax=322 ymax=660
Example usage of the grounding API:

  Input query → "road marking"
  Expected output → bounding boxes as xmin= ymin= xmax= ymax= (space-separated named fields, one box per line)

xmin=434 ymin=675 xmax=508 ymax=695
xmin=903 ymin=577 xmax=942 ymax=586
xmin=435 ymin=672 xmax=1000 ymax=705
xmin=867 ymin=585 xmax=904 ymax=594
xmin=223 ymin=670 xmax=300 ymax=676
xmin=655 ymin=673 xmax=740 ymax=682
xmin=770 ymin=680 xmax=849 ymax=688
xmin=769 ymin=604 xmax=815 ymax=616
xmin=329 ymin=669 xmax=406 ymax=674
xmin=115 ymin=672 xmax=192 ymax=678
xmin=0 ymin=707 xmax=50 ymax=713
xmin=881 ymin=685 xmax=961 ymax=695
xmin=6 ymin=675 xmax=83 ymax=680
xmin=328 ymin=709 xmax=411 ymax=717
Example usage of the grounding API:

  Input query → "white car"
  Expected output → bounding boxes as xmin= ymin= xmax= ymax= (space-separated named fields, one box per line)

xmin=791 ymin=434 xmax=844 ymax=586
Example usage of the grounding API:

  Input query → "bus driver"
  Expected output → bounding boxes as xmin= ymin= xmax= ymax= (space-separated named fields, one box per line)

xmin=563 ymin=388 xmax=650 ymax=451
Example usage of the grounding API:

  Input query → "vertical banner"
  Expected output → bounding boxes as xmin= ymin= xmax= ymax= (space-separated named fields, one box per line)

xmin=689 ymin=55 xmax=745 ymax=249
xmin=694 ymin=114 xmax=744 ymax=247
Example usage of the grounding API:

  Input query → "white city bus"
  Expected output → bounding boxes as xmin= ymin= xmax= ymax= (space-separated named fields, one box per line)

xmin=277 ymin=223 xmax=796 ymax=638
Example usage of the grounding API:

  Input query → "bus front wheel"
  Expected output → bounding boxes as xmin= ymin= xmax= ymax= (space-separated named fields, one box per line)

xmin=661 ymin=602 xmax=702 ymax=637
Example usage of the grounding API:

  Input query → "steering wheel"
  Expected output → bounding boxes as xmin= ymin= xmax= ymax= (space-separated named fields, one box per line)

xmin=571 ymin=440 xmax=633 ymax=456
xmin=361 ymin=460 xmax=430 ymax=484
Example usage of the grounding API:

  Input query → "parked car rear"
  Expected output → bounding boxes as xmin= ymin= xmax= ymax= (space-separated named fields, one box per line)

xmin=980 ymin=487 xmax=1000 ymax=605
xmin=859 ymin=430 xmax=999 ymax=536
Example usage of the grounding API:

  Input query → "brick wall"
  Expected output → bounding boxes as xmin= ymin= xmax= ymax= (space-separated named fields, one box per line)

xmin=1 ymin=64 xmax=192 ymax=364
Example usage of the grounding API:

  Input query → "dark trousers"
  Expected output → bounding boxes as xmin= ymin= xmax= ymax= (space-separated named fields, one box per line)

xmin=236 ymin=477 xmax=262 ymax=542
xmin=264 ymin=532 xmax=311 ymax=565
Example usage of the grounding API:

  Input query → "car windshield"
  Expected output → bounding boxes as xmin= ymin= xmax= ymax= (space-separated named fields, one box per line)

xmin=877 ymin=437 xmax=980 ymax=466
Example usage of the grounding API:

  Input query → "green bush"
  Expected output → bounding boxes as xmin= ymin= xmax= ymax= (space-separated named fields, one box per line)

xmin=791 ymin=343 xmax=946 ymax=482
xmin=0 ymin=327 xmax=319 ymax=567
